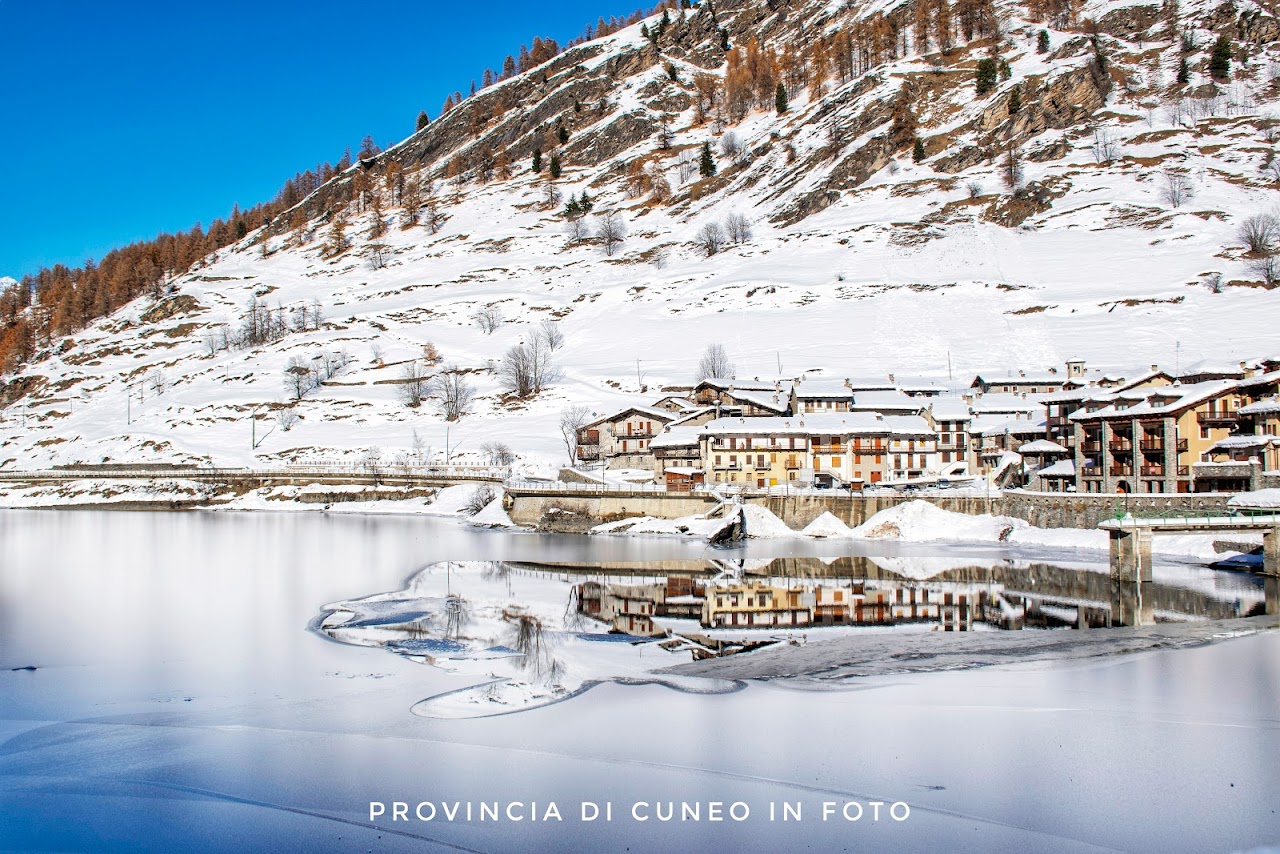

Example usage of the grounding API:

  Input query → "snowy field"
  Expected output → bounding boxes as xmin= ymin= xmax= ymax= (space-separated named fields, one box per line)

xmin=3 ymin=510 xmax=1278 ymax=852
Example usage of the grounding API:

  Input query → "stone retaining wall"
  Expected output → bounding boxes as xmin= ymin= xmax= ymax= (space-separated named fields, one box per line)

xmin=508 ymin=487 xmax=1238 ymax=532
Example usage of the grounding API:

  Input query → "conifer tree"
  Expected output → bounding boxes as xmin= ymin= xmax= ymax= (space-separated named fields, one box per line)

xmin=913 ymin=138 xmax=926 ymax=162
xmin=975 ymin=58 xmax=998 ymax=95
xmin=358 ymin=135 xmax=381 ymax=160
xmin=1177 ymin=56 xmax=1190 ymax=84
xmin=1208 ymin=34 xmax=1232 ymax=79
xmin=532 ymin=147 xmax=543 ymax=173
xmin=549 ymin=153 xmax=562 ymax=179
xmin=775 ymin=81 xmax=789 ymax=114
xmin=416 ymin=110 xmax=430 ymax=132
xmin=1037 ymin=30 xmax=1050 ymax=53
xmin=699 ymin=141 xmax=717 ymax=177
xmin=557 ymin=122 xmax=570 ymax=144
xmin=1008 ymin=84 xmax=1022 ymax=115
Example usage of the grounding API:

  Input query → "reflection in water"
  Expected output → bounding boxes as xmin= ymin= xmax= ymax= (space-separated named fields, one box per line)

xmin=317 ymin=556 xmax=1265 ymax=716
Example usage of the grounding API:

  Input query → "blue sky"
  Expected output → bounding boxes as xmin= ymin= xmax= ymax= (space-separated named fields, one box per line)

xmin=0 ymin=0 xmax=646 ymax=279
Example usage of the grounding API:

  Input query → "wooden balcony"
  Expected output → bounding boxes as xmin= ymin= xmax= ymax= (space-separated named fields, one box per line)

xmin=1109 ymin=465 xmax=1133 ymax=476
xmin=576 ymin=446 xmax=600 ymax=461
xmin=811 ymin=444 xmax=844 ymax=454
xmin=1197 ymin=410 xmax=1237 ymax=426
xmin=1082 ymin=441 xmax=1102 ymax=454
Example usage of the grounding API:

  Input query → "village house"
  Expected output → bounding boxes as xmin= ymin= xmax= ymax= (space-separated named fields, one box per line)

xmin=698 ymin=416 xmax=822 ymax=488
xmin=880 ymin=415 xmax=943 ymax=482
xmin=789 ymin=378 xmax=854 ymax=413
xmin=1193 ymin=371 xmax=1280 ymax=491
xmin=1068 ymin=380 xmax=1243 ymax=494
xmin=926 ymin=398 xmax=975 ymax=476
xmin=970 ymin=359 xmax=1086 ymax=395
xmin=575 ymin=405 xmax=677 ymax=468
xmin=648 ymin=426 xmax=702 ymax=477
xmin=691 ymin=378 xmax=792 ymax=416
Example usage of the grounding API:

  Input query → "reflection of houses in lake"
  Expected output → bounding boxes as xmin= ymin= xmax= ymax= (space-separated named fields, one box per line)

xmin=576 ymin=576 xmax=982 ymax=632
xmin=562 ymin=555 xmax=1262 ymax=636
xmin=703 ymin=582 xmax=978 ymax=630
xmin=576 ymin=578 xmax=705 ymax=637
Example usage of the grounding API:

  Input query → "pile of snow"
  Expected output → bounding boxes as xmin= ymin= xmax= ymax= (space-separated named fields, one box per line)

xmin=468 ymin=492 xmax=517 ymax=528
xmin=740 ymin=504 xmax=798 ymax=539
xmin=801 ymin=511 xmax=854 ymax=538
xmin=1228 ymin=489 xmax=1280 ymax=510
xmin=849 ymin=500 xmax=1254 ymax=560
xmin=851 ymin=500 xmax=1107 ymax=550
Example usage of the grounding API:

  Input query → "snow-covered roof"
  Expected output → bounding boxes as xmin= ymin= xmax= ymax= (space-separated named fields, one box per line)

xmin=1039 ymin=386 xmax=1093 ymax=403
xmin=969 ymin=393 xmax=1044 ymax=414
xmin=1176 ymin=359 xmax=1246 ymax=380
xmin=880 ymin=414 xmax=935 ymax=437
xmin=976 ymin=417 xmax=1046 ymax=437
xmin=649 ymin=426 xmax=703 ymax=449
xmin=1206 ymin=435 xmax=1278 ymax=451
xmin=697 ymin=377 xmax=786 ymax=392
xmin=844 ymin=376 xmax=897 ymax=391
xmin=1034 ymin=459 xmax=1076 ymax=478
xmin=1238 ymin=397 xmax=1280 ymax=416
xmin=650 ymin=395 xmax=697 ymax=411
xmin=585 ymin=405 xmax=677 ymax=428
xmin=928 ymin=398 xmax=973 ymax=421
xmin=1019 ymin=439 xmax=1068 ymax=454
xmin=664 ymin=466 xmax=703 ymax=475
xmin=727 ymin=390 xmax=789 ymax=412
xmin=850 ymin=390 xmax=922 ymax=412
xmin=1069 ymin=380 xmax=1237 ymax=422
xmin=1237 ymin=370 xmax=1280 ymax=390
xmin=792 ymin=379 xmax=853 ymax=399
xmin=1227 ymin=488 xmax=1280 ymax=509
xmin=698 ymin=413 xmax=889 ymax=437
xmin=971 ymin=370 xmax=1066 ymax=386
xmin=667 ymin=406 xmax=718 ymax=427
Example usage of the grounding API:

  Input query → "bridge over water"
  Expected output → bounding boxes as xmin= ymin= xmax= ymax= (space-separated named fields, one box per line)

xmin=1099 ymin=513 xmax=1280 ymax=581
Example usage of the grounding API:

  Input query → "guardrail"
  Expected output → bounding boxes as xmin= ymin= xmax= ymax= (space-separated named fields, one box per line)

xmin=0 ymin=466 xmax=509 ymax=483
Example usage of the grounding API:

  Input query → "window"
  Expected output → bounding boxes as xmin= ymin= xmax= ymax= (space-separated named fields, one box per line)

xmin=831 ymin=456 xmax=842 ymax=468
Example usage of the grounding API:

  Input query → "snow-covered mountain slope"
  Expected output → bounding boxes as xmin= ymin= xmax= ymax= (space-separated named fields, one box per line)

xmin=3 ymin=0 xmax=1280 ymax=472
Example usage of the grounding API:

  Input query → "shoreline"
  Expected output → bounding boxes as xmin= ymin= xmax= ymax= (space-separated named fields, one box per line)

xmin=663 ymin=614 xmax=1280 ymax=683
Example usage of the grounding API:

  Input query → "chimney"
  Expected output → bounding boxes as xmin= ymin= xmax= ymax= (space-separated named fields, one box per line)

xmin=1151 ymin=364 xmax=1158 ymax=372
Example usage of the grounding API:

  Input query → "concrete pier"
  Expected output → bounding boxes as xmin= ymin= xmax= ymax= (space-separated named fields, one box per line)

xmin=1110 ymin=581 xmax=1154 ymax=627
xmin=1108 ymin=527 xmax=1153 ymax=583
xmin=1265 ymin=526 xmax=1279 ymax=577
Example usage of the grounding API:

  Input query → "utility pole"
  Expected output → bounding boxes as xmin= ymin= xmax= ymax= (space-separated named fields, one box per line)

xmin=251 ymin=406 xmax=258 ymax=449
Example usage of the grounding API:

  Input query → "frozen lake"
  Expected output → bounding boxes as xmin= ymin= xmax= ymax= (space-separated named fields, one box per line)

xmin=1 ymin=510 xmax=1278 ymax=852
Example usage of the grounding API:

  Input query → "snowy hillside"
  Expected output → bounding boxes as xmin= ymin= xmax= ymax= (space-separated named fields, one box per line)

xmin=3 ymin=0 xmax=1280 ymax=472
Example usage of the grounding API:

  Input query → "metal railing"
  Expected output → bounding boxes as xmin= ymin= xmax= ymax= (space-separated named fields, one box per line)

xmin=0 ymin=465 xmax=509 ymax=483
